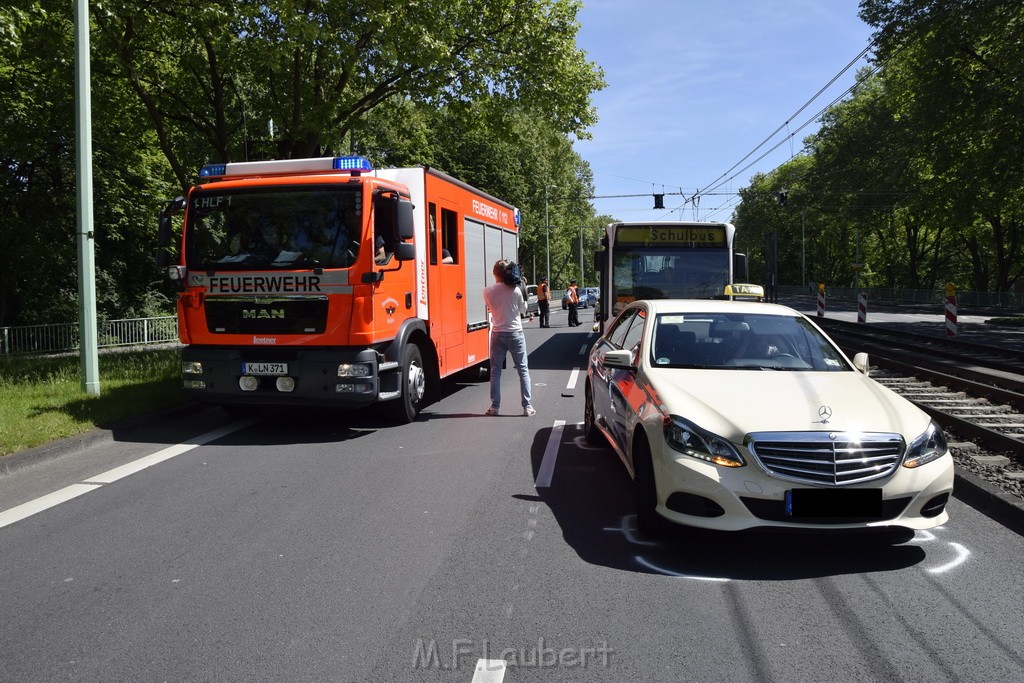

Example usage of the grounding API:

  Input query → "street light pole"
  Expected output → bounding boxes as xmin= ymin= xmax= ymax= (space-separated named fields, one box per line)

xmin=579 ymin=225 xmax=584 ymax=287
xmin=544 ymin=184 xmax=556 ymax=282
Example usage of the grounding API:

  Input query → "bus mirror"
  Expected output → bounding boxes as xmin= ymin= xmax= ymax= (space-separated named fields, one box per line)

xmin=154 ymin=249 xmax=169 ymax=268
xmin=733 ymin=252 xmax=748 ymax=281
xmin=593 ymin=249 xmax=606 ymax=272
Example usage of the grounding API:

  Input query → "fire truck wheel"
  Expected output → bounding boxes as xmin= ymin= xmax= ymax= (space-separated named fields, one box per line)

xmin=391 ymin=343 xmax=426 ymax=423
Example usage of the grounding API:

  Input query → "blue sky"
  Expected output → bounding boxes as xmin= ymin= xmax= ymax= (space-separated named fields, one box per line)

xmin=574 ymin=0 xmax=876 ymax=224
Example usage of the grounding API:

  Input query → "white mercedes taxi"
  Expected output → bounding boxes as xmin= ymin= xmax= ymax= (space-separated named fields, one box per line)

xmin=584 ymin=298 xmax=954 ymax=537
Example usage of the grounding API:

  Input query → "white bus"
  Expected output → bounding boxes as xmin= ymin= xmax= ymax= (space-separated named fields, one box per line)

xmin=594 ymin=221 xmax=748 ymax=328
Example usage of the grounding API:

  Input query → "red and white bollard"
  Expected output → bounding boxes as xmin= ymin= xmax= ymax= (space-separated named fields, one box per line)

xmin=816 ymin=284 xmax=826 ymax=317
xmin=945 ymin=282 xmax=958 ymax=337
xmin=857 ymin=292 xmax=868 ymax=323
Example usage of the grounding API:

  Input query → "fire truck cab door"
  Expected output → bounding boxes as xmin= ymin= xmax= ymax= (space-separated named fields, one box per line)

xmin=432 ymin=203 xmax=467 ymax=374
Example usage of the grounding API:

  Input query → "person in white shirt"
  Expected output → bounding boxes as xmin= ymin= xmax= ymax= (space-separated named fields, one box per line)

xmin=482 ymin=259 xmax=535 ymax=416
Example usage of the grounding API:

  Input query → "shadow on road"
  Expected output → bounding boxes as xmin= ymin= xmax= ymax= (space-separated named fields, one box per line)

xmin=527 ymin=423 xmax=927 ymax=581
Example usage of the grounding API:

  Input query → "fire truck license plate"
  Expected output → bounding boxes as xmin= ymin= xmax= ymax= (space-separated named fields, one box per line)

xmin=242 ymin=362 xmax=288 ymax=376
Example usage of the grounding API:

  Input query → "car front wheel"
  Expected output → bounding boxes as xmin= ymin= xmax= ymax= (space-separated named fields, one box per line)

xmin=633 ymin=438 xmax=669 ymax=538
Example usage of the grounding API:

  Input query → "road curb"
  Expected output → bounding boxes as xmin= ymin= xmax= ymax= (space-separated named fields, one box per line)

xmin=953 ymin=470 xmax=1024 ymax=537
xmin=0 ymin=402 xmax=208 ymax=478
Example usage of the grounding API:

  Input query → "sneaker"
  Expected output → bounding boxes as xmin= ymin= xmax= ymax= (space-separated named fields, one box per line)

xmin=524 ymin=405 xmax=537 ymax=417
xmin=485 ymin=406 xmax=499 ymax=416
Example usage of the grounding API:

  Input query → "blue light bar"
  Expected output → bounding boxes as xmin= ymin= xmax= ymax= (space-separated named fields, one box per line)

xmin=199 ymin=164 xmax=227 ymax=178
xmin=332 ymin=156 xmax=373 ymax=173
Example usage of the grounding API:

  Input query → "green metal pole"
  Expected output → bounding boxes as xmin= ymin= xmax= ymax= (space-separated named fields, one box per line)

xmin=75 ymin=0 xmax=100 ymax=395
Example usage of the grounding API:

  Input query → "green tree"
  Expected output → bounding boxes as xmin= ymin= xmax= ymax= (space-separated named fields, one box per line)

xmin=94 ymin=0 xmax=606 ymax=189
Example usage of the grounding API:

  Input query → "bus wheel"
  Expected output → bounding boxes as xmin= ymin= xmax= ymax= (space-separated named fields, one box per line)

xmin=390 ymin=343 xmax=426 ymax=423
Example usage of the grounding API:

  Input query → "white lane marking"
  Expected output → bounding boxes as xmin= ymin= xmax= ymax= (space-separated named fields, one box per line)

xmin=927 ymin=542 xmax=971 ymax=574
xmin=0 ymin=419 xmax=255 ymax=529
xmin=0 ymin=484 xmax=102 ymax=530
xmin=535 ymin=420 xmax=566 ymax=488
xmin=566 ymin=367 xmax=581 ymax=390
xmin=578 ymin=344 xmax=588 ymax=356
xmin=85 ymin=419 xmax=256 ymax=484
xmin=472 ymin=659 xmax=506 ymax=682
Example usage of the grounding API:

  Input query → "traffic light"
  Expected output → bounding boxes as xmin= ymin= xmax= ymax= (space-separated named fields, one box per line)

xmin=653 ymin=193 xmax=664 ymax=209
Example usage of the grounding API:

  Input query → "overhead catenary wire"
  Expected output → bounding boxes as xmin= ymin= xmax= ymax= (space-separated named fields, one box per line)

xmin=694 ymin=42 xmax=876 ymax=199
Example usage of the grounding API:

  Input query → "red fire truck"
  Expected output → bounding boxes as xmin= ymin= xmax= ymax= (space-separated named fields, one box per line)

xmin=156 ymin=156 xmax=521 ymax=422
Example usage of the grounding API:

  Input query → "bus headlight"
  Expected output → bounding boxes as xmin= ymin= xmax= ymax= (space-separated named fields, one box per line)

xmin=182 ymin=361 xmax=204 ymax=374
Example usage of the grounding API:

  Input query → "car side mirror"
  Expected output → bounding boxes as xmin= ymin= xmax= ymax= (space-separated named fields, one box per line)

xmin=603 ymin=349 xmax=635 ymax=370
xmin=853 ymin=352 xmax=870 ymax=375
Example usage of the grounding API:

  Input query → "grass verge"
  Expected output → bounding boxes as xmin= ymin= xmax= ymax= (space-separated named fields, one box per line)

xmin=0 ymin=347 xmax=186 ymax=457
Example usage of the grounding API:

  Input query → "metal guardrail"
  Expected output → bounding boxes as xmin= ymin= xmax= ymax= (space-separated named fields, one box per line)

xmin=0 ymin=316 xmax=179 ymax=356
xmin=776 ymin=285 xmax=1024 ymax=310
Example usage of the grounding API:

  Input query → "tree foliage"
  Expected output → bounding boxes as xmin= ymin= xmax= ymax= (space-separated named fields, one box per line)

xmin=0 ymin=0 xmax=605 ymax=326
xmin=735 ymin=0 xmax=1024 ymax=295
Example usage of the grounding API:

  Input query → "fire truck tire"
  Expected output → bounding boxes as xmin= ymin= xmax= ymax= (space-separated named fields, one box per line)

xmin=390 ymin=343 xmax=426 ymax=423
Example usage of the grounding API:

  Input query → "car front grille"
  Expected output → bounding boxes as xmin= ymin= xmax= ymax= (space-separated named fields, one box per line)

xmin=745 ymin=432 xmax=904 ymax=486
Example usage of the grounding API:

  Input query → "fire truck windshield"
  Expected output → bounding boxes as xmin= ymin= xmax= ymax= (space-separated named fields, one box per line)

xmin=185 ymin=186 xmax=362 ymax=270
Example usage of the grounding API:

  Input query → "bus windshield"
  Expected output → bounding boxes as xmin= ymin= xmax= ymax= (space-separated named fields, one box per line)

xmin=611 ymin=247 xmax=730 ymax=313
xmin=185 ymin=186 xmax=362 ymax=270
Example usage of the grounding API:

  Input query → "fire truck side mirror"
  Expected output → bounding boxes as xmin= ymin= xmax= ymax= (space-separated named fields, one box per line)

xmin=157 ymin=196 xmax=185 ymax=248
xmin=394 ymin=242 xmax=416 ymax=261
xmin=374 ymin=194 xmax=415 ymax=242
xmin=396 ymin=201 xmax=414 ymax=240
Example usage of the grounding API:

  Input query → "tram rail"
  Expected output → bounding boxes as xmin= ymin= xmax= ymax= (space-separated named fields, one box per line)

xmin=814 ymin=318 xmax=1024 ymax=464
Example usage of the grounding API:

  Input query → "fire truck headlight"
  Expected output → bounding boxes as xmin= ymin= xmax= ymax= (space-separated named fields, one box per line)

xmin=239 ymin=376 xmax=260 ymax=392
xmin=337 ymin=363 xmax=372 ymax=378
xmin=335 ymin=383 xmax=373 ymax=394
xmin=275 ymin=377 xmax=296 ymax=392
xmin=182 ymin=361 xmax=204 ymax=375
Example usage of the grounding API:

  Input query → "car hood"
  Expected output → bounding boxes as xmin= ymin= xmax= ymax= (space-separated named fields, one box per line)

xmin=647 ymin=369 xmax=930 ymax=441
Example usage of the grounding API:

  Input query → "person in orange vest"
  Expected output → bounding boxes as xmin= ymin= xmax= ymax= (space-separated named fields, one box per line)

xmin=536 ymin=276 xmax=551 ymax=328
xmin=566 ymin=279 xmax=580 ymax=327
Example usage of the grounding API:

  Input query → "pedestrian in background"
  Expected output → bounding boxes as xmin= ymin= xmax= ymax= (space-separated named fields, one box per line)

xmin=482 ymin=259 xmax=535 ymax=416
xmin=566 ymin=279 xmax=580 ymax=327
xmin=537 ymin=276 xmax=551 ymax=328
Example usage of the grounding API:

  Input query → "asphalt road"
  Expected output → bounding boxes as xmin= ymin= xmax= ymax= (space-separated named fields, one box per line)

xmin=2 ymin=305 xmax=1024 ymax=682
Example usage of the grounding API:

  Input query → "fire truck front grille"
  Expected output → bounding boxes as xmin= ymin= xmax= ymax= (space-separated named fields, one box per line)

xmin=205 ymin=295 xmax=328 ymax=334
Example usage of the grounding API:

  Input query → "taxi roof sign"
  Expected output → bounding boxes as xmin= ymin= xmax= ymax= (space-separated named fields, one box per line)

xmin=724 ymin=283 xmax=765 ymax=300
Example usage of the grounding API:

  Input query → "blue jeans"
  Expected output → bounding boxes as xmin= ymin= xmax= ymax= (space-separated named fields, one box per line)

xmin=489 ymin=331 xmax=532 ymax=409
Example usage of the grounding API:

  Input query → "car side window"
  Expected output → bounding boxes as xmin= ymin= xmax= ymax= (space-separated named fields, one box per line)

xmin=621 ymin=311 xmax=646 ymax=356
xmin=607 ymin=310 xmax=637 ymax=349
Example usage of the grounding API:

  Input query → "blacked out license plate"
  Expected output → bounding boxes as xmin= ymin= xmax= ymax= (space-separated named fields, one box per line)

xmin=785 ymin=488 xmax=883 ymax=518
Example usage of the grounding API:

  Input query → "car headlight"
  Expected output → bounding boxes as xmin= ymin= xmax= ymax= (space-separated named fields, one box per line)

xmin=664 ymin=415 xmax=745 ymax=467
xmin=903 ymin=420 xmax=948 ymax=468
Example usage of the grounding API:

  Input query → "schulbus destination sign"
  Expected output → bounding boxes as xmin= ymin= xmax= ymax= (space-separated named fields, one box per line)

xmin=615 ymin=225 xmax=727 ymax=247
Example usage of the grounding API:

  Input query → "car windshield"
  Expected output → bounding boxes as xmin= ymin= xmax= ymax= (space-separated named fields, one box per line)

xmin=650 ymin=312 xmax=851 ymax=371
xmin=185 ymin=186 xmax=361 ymax=270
